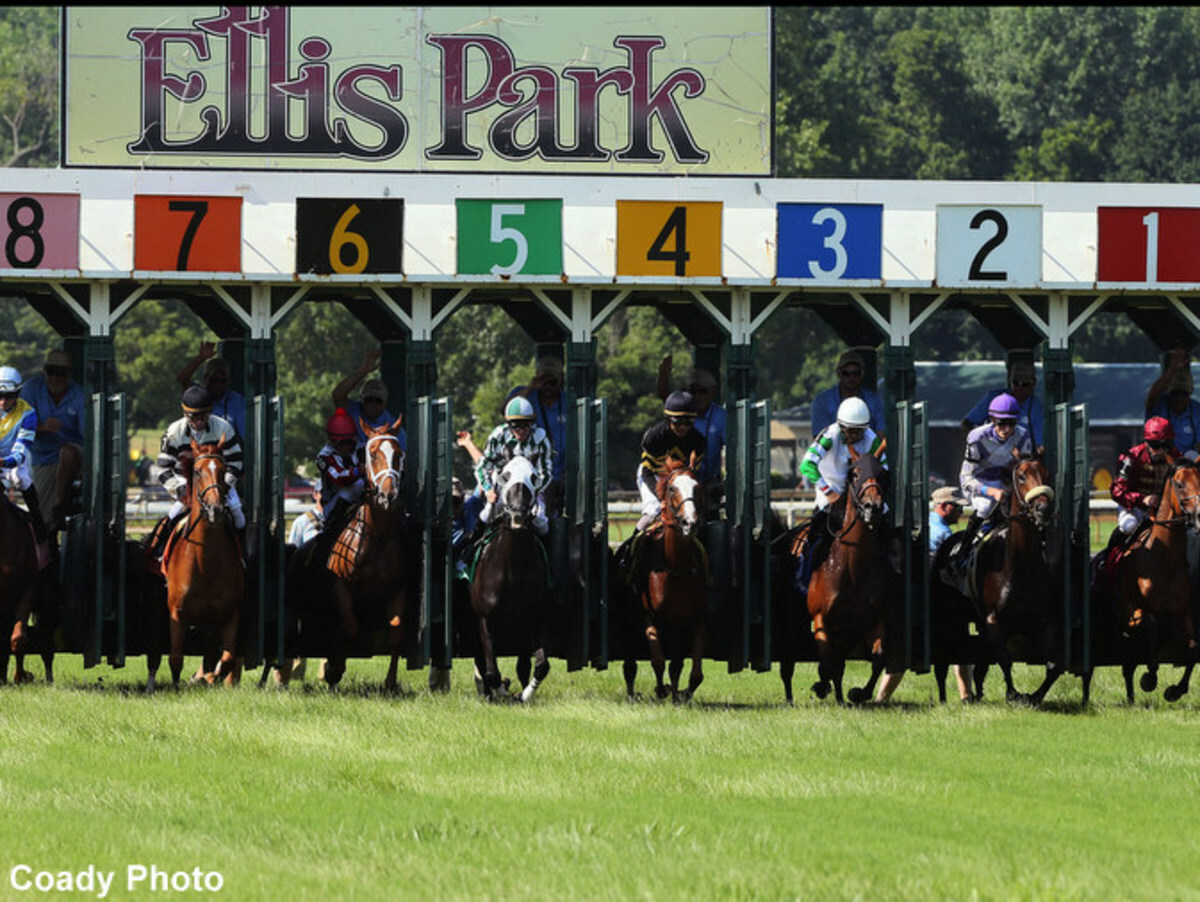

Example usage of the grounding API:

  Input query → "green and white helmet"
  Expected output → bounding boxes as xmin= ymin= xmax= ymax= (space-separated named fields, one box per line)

xmin=0 ymin=366 xmax=22 ymax=394
xmin=504 ymin=396 xmax=535 ymax=423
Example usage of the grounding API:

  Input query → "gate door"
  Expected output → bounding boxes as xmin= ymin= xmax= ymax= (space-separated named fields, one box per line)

xmin=570 ymin=397 xmax=608 ymax=669
xmin=731 ymin=399 xmax=773 ymax=671
xmin=1054 ymin=402 xmax=1091 ymax=672
xmin=248 ymin=394 xmax=286 ymax=667
xmin=417 ymin=396 xmax=454 ymax=670
xmin=891 ymin=401 xmax=931 ymax=671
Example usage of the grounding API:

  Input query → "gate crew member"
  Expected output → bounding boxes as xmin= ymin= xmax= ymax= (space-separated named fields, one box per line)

xmin=0 ymin=365 xmax=48 ymax=544
xmin=476 ymin=396 xmax=553 ymax=537
xmin=21 ymin=348 xmax=85 ymax=532
xmin=795 ymin=396 xmax=888 ymax=593
xmin=811 ymin=349 xmax=886 ymax=437
xmin=154 ymin=386 xmax=247 ymax=533
xmin=961 ymin=359 xmax=1043 ymax=451
xmin=952 ymin=392 xmax=1032 ymax=563
xmin=1144 ymin=349 xmax=1200 ymax=458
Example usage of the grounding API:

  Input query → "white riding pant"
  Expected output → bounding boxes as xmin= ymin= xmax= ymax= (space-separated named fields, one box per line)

xmin=1118 ymin=506 xmax=1147 ymax=534
xmin=1 ymin=460 xmax=33 ymax=492
xmin=168 ymin=485 xmax=246 ymax=529
xmin=970 ymin=479 xmax=1004 ymax=519
xmin=636 ymin=467 xmax=660 ymax=530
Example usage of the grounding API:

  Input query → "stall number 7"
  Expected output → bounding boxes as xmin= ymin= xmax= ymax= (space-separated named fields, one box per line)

xmin=776 ymin=203 xmax=882 ymax=280
xmin=1097 ymin=207 xmax=1200 ymax=284
xmin=134 ymin=195 xmax=242 ymax=272
xmin=936 ymin=205 xmax=1042 ymax=288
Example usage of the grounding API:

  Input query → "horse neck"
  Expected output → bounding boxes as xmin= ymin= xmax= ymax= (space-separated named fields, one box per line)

xmin=1149 ymin=481 xmax=1188 ymax=556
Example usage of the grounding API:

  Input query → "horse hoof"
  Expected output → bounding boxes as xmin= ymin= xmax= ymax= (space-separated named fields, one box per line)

xmin=811 ymin=681 xmax=830 ymax=700
xmin=655 ymin=686 xmax=671 ymax=700
xmin=846 ymin=687 xmax=868 ymax=705
xmin=1140 ymin=673 xmax=1158 ymax=693
xmin=1164 ymin=685 xmax=1185 ymax=703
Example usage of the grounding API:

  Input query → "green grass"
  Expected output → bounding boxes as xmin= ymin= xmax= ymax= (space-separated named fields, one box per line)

xmin=3 ymin=656 xmax=1200 ymax=900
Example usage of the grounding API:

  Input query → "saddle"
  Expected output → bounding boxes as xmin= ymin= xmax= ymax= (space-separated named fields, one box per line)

xmin=938 ymin=526 xmax=1002 ymax=602
xmin=461 ymin=521 xmax=553 ymax=588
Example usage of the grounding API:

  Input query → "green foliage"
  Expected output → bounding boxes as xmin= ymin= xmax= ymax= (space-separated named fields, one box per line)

xmin=0 ymin=6 xmax=58 ymax=167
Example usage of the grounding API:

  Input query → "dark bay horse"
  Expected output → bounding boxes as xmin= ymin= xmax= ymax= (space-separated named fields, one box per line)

xmin=157 ymin=437 xmax=244 ymax=687
xmin=622 ymin=456 xmax=707 ymax=703
xmin=945 ymin=455 xmax=1062 ymax=705
xmin=322 ymin=417 xmax=410 ymax=691
xmin=471 ymin=455 xmax=550 ymax=702
xmin=1104 ymin=459 xmax=1200 ymax=703
xmin=0 ymin=491 xmax=46 ymax=684
xmin=802 ymin=444 xmax=888 ymax=705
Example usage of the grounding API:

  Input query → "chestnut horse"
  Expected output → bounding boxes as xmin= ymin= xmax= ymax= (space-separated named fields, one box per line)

xmin=947 ymin=455 xmax=1061 ymax=705
xmin=159 ymin=437 xmax=244 ymax=686
xmin=0 ymin=491 xmax=43 ymax=684
xmin=471 ymin=455 xmax=550 ymax=702
xmin=321 ymin=418 xmax=410 ymax=690
xmin=1109 ymin=458 xmax=1200 ymax=702
xmin=803 ymin=444 xmax=888 ymax=705
xmin=622 ymin=456 xmax=707 ymax=702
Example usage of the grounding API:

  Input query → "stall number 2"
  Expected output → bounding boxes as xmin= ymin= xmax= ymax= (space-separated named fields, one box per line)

xmin=935 ymin=205 xmax=1042 ymax=288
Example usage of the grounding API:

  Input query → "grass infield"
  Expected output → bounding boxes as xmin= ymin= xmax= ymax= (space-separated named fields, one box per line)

xmin=2 ymin=656 xmax=1198 ymax=901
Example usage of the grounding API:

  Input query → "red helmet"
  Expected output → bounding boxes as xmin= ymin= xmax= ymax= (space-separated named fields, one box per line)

xmin=1144 ymin=416 xmax=1175 ymax=443
xmin=326 ymin=408 xmax=356 ymax=440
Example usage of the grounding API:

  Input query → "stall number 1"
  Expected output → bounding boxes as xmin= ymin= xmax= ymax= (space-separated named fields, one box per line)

xmin=1097 ymin=207 xmax=1200 ymax=284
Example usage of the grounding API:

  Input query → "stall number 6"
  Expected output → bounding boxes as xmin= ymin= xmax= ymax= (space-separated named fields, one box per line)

xmin=808 ymin=207 xmax=849 ymax=279
xmin=490 ymin=204 xmax=528 ymax=276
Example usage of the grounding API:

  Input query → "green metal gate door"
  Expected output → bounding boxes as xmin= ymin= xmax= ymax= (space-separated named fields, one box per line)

xmin=417 ymin=396 xmax=454 ymax=671
xmin=248 ymin=394 xmax=285 ymax=668
xmin=731 ymin=399 xmax=773 ymax=672
xmin=891 ymin=400 xmax=931 ymax=671
xmin=569 ymin=397 xmax=608 ymax=670
xmin=1054 ymin=402 xmax=1091 ymax=673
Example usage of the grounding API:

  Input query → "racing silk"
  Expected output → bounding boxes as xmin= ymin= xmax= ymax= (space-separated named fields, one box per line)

xmin=1111 ymin=443 xmax=1179 ymax=512
xmin=965 ymin=388 xmax=1044 ymax=449
xmin=153 ymin=414 xmax=243 ymax=499
xmin=800 ymin=424 xmax=887 ymax=507
xmin=810 ymin=386 xmax=887 ymax=437
xmin=960 ymin=422 xmax=1032 ymax=499
xmin=476 ymin=423 xmax=553 ymax=494
xmin=315 ymin=442 xmax=363 ymax=516
xmin=507 ymin=386 xmax=568 ymax=482
xmin=0 ymin=398 xmax=36 ymax=469
xmin=639 ymin=419 xmax=706 ymax=478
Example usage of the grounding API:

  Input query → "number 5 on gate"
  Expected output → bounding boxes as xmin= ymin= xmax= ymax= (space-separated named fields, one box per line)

xmin=456 ymin=199 xmax=562 ymax=276
xmin=134 ymin=195 xmax=242 ymax=272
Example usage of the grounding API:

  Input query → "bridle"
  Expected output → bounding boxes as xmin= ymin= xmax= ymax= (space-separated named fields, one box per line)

xmin=363 ymin=433 xmax=403 ymax=506
xmin=1151 ymin=460 xmax=1200 ymax=530
xmin=660 ymin=465 xmax=699 ymax=534
xmin=191 ymin=451 xmax=227 ymax=522
xmin=1006 ymin=461 xmax=1055 ymax=530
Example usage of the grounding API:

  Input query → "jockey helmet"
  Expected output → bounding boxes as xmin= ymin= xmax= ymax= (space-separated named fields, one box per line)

xmin=0 ymin=366 xmax=22 ymax=394
xmin=987 ymin=393 xmax=1021 ymax=421
xmin=1144 ymin=416 xmax=1175 ymax=443
xmin=836 ymin=396 xmax=871 ymax=429
xmin=504 ymin=396 xmax=535 ymax=424
xmin=181 ymin=385 xmax=213 ymax=413
xmin=326 ymin=407 xmax=356 ymax=440
xmin=663 ymin=390 xmax=696 ymax=419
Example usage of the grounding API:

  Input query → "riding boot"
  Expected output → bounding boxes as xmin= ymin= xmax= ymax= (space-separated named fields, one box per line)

xmin=21 ymin=485 xmax=48 ymax=544
xmin=952 ymin=514 xmax=984 ymax=571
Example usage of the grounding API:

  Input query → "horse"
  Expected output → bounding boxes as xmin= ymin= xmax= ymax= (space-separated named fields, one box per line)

xmin=470 ymin=455 xmax=551 ymax=703
xmin=798 ymin=444 xmax=889 ymax=705
xmin=1101 ymin=458 xmax=1200 ymax=703
xmin=155 ymin=437 xmax=245 ymax=687
xmin=939 ymin=455 xmax=1062 ymax=705
xmin=622 ymin=456 xmax=708 ymax=703
xmin=319 ymin=417 xmax=411 ymax=691
xmin=0 ymin=490 xmax=46 ymax=684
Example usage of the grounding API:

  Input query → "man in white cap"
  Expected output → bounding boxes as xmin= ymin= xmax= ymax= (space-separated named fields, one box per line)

xmin=20 ymin=347 xmax=85 ymax=531
xmin=810 ymin=348 xmax=886 ymax=437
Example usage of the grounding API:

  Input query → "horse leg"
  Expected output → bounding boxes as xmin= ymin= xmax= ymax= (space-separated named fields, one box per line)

xmin=1140 ymin=615 xmax=1160 ymax=695
xmin=810 ymin=617 xmax=833 ymax=700
xmin=983 ymin=615 xmax=1023 ymax=703
xmin=645 ymin=623 xmax=669 ymax=700
xmin=384 ymin=605 xmax=404 ymax=693
xmin=848 ymin=638 xmax=885 ymax=706
xmin=934 ymin=663 xmax=949 ymax=704
xmin=668 ymin=656 xmax=684 ymax=702
xmin=519 ymin=646 xmax=550 ymax=704
xmin=779 ymin=656 xmax=795 ymax=705
xmin=516 ymin=655 xmax=532 ymax=693
xmin=1163 ymin=615 xmax=1197 ymax=702
xmin=623 ymin=657 xmax=638 ymax=701
xmin=1121 ymin=660 xmax=1137 ymax=705
xmin=477 ymin=617 xmax=504 ymax=701
xmin=680 ymin=624 xmax=705 ymax=703
xmin=168 ymin=616 xmax=186 ymax=687
xmin=213 ymin=610 xmax=239 ymax=687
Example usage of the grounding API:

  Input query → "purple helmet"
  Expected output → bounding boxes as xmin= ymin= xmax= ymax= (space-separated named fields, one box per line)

xmin=987 ymin=393 xmax=1020 ymax=421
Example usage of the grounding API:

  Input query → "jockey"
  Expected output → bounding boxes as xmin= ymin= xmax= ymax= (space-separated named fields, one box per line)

xmin=634 ymin=390 xmax=706 ymax=533
xmin=476 ymin=396 xmax=553 ymax=536
xmin=315 ymin=407 xmax=365 ymax=537
xmin=149 ymin=386 xmax=246 ymax=555
xmin=955 ymin=392 xmax=1033 ymax=555
xmin=0 ymin=365 xmax=48 ymax=544
xmin=1111 ymin=416 xmax=1180 ymax=539
xmin=795 ymin=396 xmax=888 ymax=587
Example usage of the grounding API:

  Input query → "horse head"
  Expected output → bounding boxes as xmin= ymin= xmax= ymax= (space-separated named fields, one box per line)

xmin=658 ymin=455 xmax=699 ymax=536
xmin=1166 ymin=459 xmax=1200 ymax=531
xmin=361 ymin=415 xmax=405 ymax=512
xmin=846 ymin=442 xmax=885 ymax=529
xmin=190 ymin=436 xmax=229 ymax=523
xmin=498 ymin=455 xmax=536 ymax=529
xmin=1009 ymin=455 xmax=1055 ymax=531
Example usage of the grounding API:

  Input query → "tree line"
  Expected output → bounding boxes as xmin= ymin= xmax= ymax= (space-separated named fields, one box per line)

xmin=0 ymin=7 xmax=1188 ymax=483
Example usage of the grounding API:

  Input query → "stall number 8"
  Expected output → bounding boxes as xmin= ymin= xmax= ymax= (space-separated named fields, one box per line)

xmin=4 ymin=196 xmax=45 ymax=268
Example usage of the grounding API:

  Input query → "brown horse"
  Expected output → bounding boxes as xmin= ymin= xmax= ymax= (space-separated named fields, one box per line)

xmin=622 ymin=456 xmax=707 ymax=702
xmin=0 ymin=491 xmax=43 ymax=684
xmin=322 ymin=417 xmax=410 ymax=690
xmin=471 ymin=455 xmax=551 ymax=702
xmin=158 ymin=437 xmax=244 ymax=687
xmin=946 ymin=455 xmax=1061 ymax=705
xmin=803 ymin=444 xmax=888 ymax=705
xmin=1108 ymin=458 xmax=1200 ymax=703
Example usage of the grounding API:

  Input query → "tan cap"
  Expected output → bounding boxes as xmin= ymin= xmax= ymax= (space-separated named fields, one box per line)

xmin=931 ymin=486 xmax=965 ymax=506
xmin=44 ymin=349 xmax=71 ymax=369
xmin=362 ymin=378 xmax=389 ymax=401
xmin=837 ymin=350 xmax=865 ymax=371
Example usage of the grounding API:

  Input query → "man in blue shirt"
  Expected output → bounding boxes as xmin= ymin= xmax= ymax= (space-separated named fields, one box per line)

xmin=960 ymin=359 xmax=1044 ymax=451
xmin=657 ymin=356 xmax=727 ymax=520
xmin=507 ymin=355 xmax=567 ymax=516
xmin=332 ymin=348 xmax=406 ymax=454
xmin=20 ymin=348 xmax=85 ymax=531
xmin=176 ymin=342 xmax=247 ymax=439
xmin=810 ymin=349 xmax=887 ymax=437
xmin=1144 ymin=349 xmax=1200 ymax=458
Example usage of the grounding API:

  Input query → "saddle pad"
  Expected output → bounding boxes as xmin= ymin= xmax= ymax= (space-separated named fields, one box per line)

xmin=327 ymin=507 xmax=369 ymax=580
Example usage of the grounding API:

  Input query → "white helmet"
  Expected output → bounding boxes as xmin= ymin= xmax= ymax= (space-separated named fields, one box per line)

xmin=0 ymin=366 xmax=22 ymax=394
xmin=836 ymin=396 xmax=871 ymax=429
